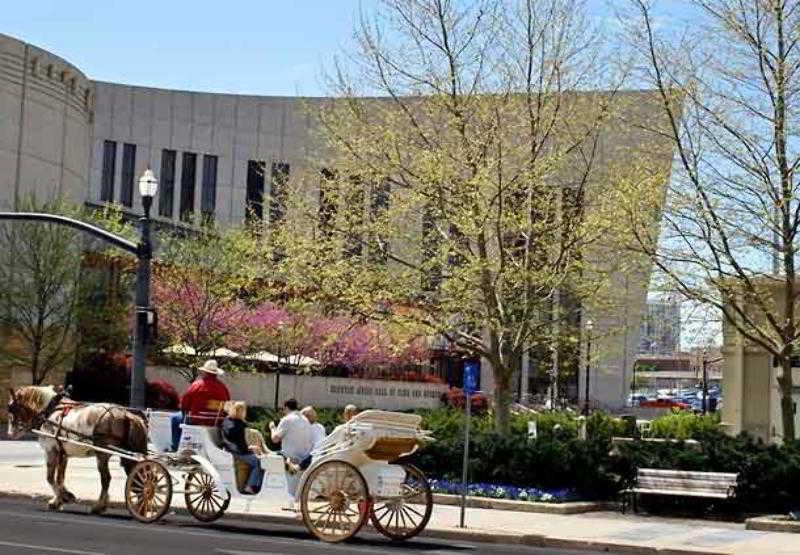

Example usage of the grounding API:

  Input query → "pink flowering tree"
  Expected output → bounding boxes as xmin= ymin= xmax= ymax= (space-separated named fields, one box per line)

xmin=301 ymin=316 xmax=430 ymax=376
xmin=152 ymin=269 xmax=252 ymax=381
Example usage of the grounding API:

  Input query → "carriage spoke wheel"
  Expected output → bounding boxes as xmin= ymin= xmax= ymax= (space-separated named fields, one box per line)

xmin=370 ymin=464 xmax=433 ymax=541
xmin=184 ymin=470 xmax=230 ymax=522
xmin=300 ymin=461 xmax=369 ymax=543
xmin=125 ymin=460 xmax=173 ymax=523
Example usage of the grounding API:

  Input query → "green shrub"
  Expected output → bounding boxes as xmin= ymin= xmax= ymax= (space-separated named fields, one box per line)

xmin=646 ymin=411 xmax=721 ymax=440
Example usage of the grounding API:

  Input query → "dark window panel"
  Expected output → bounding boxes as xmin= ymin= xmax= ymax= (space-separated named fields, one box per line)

xmin=159 ymin=149 xmax=176 ymax=218
xmin=100 ymin=140 xmax=116 ymax=202
xmin=318 ymin=168 xmax=337 ymax=239
xmin=120 ymin=143 xmax=136 ymax=207
xmin=246 ymin=160 xmax=265 ymax=225
xmin=269 ymin=162 xmax=289 ymax=225
xmin=368 ymin=180 xmax=391 ymax=263
xmin=180 ymin=152 xmax=197 ymax=222
xmin=421 ymin=203 xmax=441 ymax=291
xmin=343 ymin=184 xmax=364 ymax=258
xmin=201 ymin=154 xmax=218 ymax=221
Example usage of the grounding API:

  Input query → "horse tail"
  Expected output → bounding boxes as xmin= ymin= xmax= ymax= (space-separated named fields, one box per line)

xmin=121 ymin=413 xmax=148 ymax=476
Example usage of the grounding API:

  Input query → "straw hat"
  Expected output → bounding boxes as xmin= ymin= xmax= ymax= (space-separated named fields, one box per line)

xmin=198 ymin=359 xmax=224 ymax=375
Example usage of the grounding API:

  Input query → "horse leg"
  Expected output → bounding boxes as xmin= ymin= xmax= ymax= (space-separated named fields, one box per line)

xmin=56 ymin=452 xmax=75 ymax=504
xmin=92 ymin=454 xmax=111 ymax=514
xmin=45 ymin=450 xmax=62 ymax=510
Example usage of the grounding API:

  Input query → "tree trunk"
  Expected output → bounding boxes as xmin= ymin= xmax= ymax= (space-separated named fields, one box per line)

xmin=493 ymin=368 xmax=512 ymax=434
xmin=778 ymin=357 xmax=796 ymax=441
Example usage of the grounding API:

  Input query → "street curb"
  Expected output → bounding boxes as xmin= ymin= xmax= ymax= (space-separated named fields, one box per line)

xmin=0 ymin=490 xmax=729 ymax=553
xmin=745 ymin=515 xmax=800 ymax=534
xmin=433 ymin=493 xmax=613 ymax=514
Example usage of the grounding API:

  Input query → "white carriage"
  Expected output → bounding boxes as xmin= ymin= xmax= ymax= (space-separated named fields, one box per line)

xmin=124 ymin=409 xmax=434 ymax=543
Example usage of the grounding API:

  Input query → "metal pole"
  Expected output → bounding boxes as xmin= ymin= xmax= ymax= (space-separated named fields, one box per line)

xmin=459 ymin=391 xmax=471 ymax=528
xmin=274 ymin=370 xmax=280 ymax=410
xmin=702 ymin=353 xmax=708 ymax=415
xmin=583 ymin=333 xmax=591 ymax=416
xmin=130 ymin=198 xmax=152 ymax=409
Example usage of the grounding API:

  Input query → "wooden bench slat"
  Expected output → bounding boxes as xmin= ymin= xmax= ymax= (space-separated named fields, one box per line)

xmin=630 ymin=488 xmax=731 ymax=499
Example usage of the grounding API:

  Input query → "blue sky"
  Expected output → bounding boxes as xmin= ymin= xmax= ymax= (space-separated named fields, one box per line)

xmin=2 ymin=0 xmax=690 ymax=96
xmin=3 ymin=0 xmax=364 ymax=96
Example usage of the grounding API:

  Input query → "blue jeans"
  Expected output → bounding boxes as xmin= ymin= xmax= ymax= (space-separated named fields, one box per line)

xmin=236 ymin=453 xmax=263 ymax=490
xmin=170 ymin=412 xmax=184 ymax=451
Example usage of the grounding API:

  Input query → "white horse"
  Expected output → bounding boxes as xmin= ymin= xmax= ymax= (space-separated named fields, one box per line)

xmin=7 ymin=386 xmax=148 ymax=513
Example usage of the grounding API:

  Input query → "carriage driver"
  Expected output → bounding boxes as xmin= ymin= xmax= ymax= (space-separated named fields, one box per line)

xmin=170 ymin=359 xmax=231 ymax=451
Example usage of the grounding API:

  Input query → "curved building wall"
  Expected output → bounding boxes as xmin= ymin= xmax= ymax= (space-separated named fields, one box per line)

xmin=0 ymin=34 xmax=93 ymax=209
xmin=91 ymin=82 xmax=324 ymax=225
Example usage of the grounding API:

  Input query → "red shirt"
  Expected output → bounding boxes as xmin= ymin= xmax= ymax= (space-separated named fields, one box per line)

xmin=180 ymin=375 xmax=230 ymax=425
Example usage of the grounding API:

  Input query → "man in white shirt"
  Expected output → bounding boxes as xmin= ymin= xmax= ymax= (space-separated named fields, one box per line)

xmin=269 ymin=398 xmax=314 ymax=464
xmin=301 ymin=406 xmax=327 ymax=450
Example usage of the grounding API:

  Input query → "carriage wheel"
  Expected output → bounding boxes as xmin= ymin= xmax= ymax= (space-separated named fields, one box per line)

xmin=125 ymin=460 xmax=173 ymax=523
xmin=184 ymin=470 xmax=231 ymax=522
xmin=300 ymin=460 xmax=369 ymax=543
xmin=370 ymin=464 xmax=433 ymax=541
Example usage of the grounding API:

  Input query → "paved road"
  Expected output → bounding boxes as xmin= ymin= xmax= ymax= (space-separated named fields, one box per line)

xmin=0 ymin=497 xmax=613 ymax=555
xmin=0 ymin=440 xmax=42 ymax=466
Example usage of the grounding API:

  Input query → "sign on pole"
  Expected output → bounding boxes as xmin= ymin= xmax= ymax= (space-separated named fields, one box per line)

xmin=460 ymin=360 xmax=479 ymax=528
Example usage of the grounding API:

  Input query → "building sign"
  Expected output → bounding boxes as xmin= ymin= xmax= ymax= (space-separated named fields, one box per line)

xmin=328 ymin=383 xmax=442 ymax=400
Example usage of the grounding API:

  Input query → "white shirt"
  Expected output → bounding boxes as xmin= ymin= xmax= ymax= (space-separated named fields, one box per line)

xmin=309 ymin=422 xmax=327 ymax=449
xmin=275 ymin=411 xmax=314 ymax=462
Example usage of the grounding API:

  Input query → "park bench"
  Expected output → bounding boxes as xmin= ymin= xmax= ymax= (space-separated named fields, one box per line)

xmin=621 ymin=468 xmax=738 ymax=513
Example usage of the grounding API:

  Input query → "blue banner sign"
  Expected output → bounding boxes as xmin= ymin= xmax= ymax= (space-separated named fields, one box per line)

xmin=463 ymin=360 xmax=479 ymax=395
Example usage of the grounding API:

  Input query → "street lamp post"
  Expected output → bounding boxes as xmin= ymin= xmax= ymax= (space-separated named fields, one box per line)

xmin=583 ymin=319 xmax=594 ymax=416
xmin=130 ymin=168 xmax=158 ymax=409
xmin=701 ymin=350 xmax=709 ymax=415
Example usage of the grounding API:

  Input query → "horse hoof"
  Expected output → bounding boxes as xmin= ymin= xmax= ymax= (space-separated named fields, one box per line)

xmin=61 ymin=492 xmax=76 ymax=504
xmin=90 ymin=505 xmax=107 ymax=515
xmin=47 ymin=500 xmax=62 ymax=511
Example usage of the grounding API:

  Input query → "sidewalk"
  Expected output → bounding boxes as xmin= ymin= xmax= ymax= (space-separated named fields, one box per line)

xmin=0 ymin=445 xmax=796 ymax=554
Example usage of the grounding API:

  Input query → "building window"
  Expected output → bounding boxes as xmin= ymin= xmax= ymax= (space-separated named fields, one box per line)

xmin=421 ymin=204 xmax=441 ymax=291
xmin=201 ymin=155 xmax=218 ymax=221
xmin=246 ymin=160 xmax=266 ymax=225
xmin=269 ymin=162 xmax=289 ymax=225
xmin=319 ymin=169 xmax=337 ymax=239
xmin=100 ymin=140 xmax=117 ymax=202
xmin=159 ymin=149 xmax=176 ymax=218
xmin=343 ymin=184 xmax=364 ymax=258
xmin=180 ymin=152 xmax=197 ymax=222
xmin=368 ymin=181 xmax=390 ymax=263
xmin=120 ymin=143 xmax=136 ymax=208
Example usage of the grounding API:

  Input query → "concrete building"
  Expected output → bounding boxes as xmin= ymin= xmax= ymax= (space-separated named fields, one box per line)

xmin=0 ymin=33 xmax=674 ymax=411
xmin=722 ymin=279 xmax=800 ymax=442
xmin=639 ymin=299 xmax=681 ymax=355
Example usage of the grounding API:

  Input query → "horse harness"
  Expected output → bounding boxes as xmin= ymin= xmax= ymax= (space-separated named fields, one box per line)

xmin=35 ymin=397 xmax=139 ymax=451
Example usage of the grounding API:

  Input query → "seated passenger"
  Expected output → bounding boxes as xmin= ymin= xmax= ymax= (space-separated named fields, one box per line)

xmin=343 ymin=404 xmax=359 ymax=423
xmin=221 ymin=401 xmax=263 ymax=494
xmin=269 ymin=398 xmax=314 ymax=469
xmin=301 ymin=406 xmax=327 ymax=450
xmin=170 ymin=359 xmax=231 ymax=451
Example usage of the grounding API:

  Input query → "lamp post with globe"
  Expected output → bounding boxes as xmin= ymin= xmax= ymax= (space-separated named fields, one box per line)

xmin=129 ymin=168 xmax=158 ymax=409
xmin=582 ymin=319 xmax=594 ymax=416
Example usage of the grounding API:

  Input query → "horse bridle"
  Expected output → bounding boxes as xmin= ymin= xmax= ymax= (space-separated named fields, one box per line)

xmin=8 ymin=392 xmax=66 ymax=434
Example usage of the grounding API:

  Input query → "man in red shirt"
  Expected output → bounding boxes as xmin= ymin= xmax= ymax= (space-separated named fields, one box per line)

xmin=170 ymin=360 xmax=231 ymax=450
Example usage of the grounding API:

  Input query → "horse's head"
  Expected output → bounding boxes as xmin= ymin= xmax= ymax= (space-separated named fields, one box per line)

xmin=6 ymin=386 xmax=56 ymax=439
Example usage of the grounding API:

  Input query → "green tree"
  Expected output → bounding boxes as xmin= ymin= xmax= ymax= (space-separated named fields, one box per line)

xmin=618 ymin=0 xmax=800 ymax=439
xmin=274 ymin=0 xmax=658 ymax=432
xmin=0 ymin=197 xmax=134 ymax=385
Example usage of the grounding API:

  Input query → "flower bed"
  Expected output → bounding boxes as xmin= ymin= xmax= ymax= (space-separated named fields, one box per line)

xmin=429 ymin=478 xmax=575 ymax=503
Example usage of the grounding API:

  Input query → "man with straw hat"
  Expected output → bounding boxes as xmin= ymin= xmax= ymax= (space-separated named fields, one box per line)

xmin=170 ymin=359 xmax=231 ymax=450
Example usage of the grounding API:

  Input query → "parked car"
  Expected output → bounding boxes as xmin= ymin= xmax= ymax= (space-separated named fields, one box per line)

xmin=639 ymin=398 xmax=691 ymax=410
xmin=628 ymin=394 xmax=649 ymax=407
